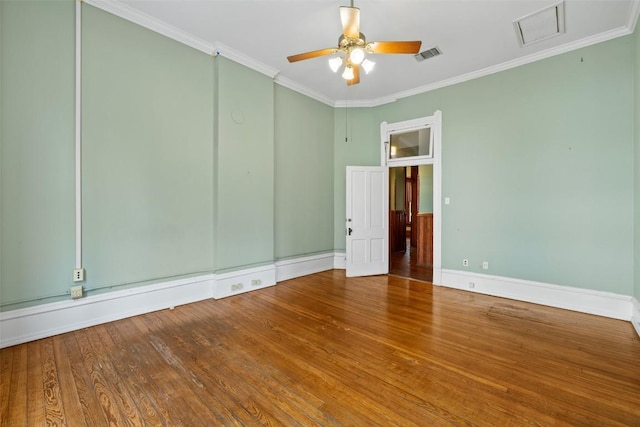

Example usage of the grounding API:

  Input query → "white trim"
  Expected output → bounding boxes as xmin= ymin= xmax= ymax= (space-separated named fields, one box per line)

xmin=334 ymin=252 xmax=346 ymax=269
xmin=214 ymin=42 xmax=279 ymax=79
xmin=84 ymin=0 xmax=215 ymax=55
xmin=213 ymin=265 xmax=276 ymax=299
xmin=0 ymin=275 xmax=215 ymax=349
xmin=83 ymin=0 xmax=640 ymax=108
xmin=0 ymin=255 xmax=344 ymax=348
xmin=440 ymin=269 xmax=633 ymax=321
xmin=432 ymin=111 xmax=442 ymax=285
xmin=84 ymin=1 xmax=281 ymax=82
xmin=334 ymin=97 xmax=397 ymax=108
xmin=627 ymin=0 xmax=640 ymax=33
xmin=274 ymin=75 xmax=335 ymax=107
xmin=632 ymin=298 xmax=640 ymax=338
xmin=348 ymin=26 xmax=634 ymax=107
xmin=275 ymin=253 xmax=335 ymax=282
xmin=75 ymin=0 xmax=82 ymax=269
xmin=2 ymin=260 xmax=635 ymax=347
xmin=380 ymin=111 xmax=442 ymax=284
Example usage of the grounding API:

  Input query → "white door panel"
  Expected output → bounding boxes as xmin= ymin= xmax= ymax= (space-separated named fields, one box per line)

xmin=346 ymin=166 xmax=388 ymax=277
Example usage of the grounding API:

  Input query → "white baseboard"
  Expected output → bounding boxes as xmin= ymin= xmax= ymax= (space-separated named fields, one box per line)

xmin=0 ymin=275 xmax=215 ymax=349
xmin=213 ymin=265 xmax=276 ymax=299
xmin=632 ymin=297 xmax=640 ymax=338
xmin=440 ymin=269 xmax=632 ymax=321
xmin=333 ymin=251 xmax=346 ymax=269
xmin=275 ymin=253 xmax=335 ymax=282
xmin=8 ymin=258 xmax=632 ymax=348
xmin=0 ymin=253 xmax=344 ymax=348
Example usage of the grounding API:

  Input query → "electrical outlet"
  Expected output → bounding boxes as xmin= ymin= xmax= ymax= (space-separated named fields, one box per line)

xmin=251 ymin=279 xmax=262 ymax=286
xmin=70 ymin=285 xmax=83 ymax=299
xmin=462 ymin=259 xmax=469 ymax=267
xmin=73 ymin=268 xmax=85 ymax=282
xmin=231 ymin=283 xmax=243 ymax=291
xmin=482 ymin=261 xmax=489 ymax=270
xmin=468 ymin=282 xmax=475 ymax=289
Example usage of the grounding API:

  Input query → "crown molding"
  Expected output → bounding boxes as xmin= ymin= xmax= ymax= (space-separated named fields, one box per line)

xmin=84 ymin=0 xmax=640 ymax=109
xmin=84 ymin=0 xmax=214 ymax=55
xmin=214 ymin=42 xmax=279 ymax=79
xmin=274 ymin=75 xmax=335 ymax=107
xmin=334 ymin=97 xmax=397 ymax=108
xmin=354 ymin=24 xmax=635 ymax=107
xmin=85 ymin=1 xmax=280 ymax=86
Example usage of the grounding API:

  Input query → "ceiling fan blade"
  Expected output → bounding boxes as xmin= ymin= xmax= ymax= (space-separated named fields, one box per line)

xmin=287 ymin=48 xmax=337 ymax=63
xmin=340 ymin=6 xmax=360 ymax=39
xmin=367 ymin=41 xmax=422 ymax=54
xmin=347 ymin=64 xmax=360 ymax=86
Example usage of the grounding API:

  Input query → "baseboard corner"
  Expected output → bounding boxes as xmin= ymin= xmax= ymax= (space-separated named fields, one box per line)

xmin=632 ymin=297 xmax=640 ymax=339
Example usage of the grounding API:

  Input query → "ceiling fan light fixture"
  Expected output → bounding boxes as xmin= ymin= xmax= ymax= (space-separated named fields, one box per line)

xmin=349 ymin=47 xmax=365 ymax=65
xmin=342 ymin=65 xmax=355 ymax=80
xmin=361 ymin=58 xmax=375 ymax=74
xmin=286 ymin=0 xmax=422 ymax=86
xmin=329 ymin=56 xmax=343 ymax=72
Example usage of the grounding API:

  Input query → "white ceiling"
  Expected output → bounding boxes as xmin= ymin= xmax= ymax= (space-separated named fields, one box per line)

xmin=104 ymin=0 xmax=639 ymax=106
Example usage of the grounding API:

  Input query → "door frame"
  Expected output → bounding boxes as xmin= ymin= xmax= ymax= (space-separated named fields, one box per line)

xmin=380 ymin=111 xmax=442 ymax=284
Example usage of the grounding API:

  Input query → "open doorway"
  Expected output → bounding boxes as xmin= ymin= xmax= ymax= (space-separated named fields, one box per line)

xmin=380 ymin=111 xmax=442 ymax=284
xmin=389 ymin=165 xmax=433 ymax=282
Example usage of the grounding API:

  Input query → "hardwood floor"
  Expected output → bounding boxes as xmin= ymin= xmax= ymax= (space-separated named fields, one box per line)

xmin=389 ymin=239 xmax=433 ymax=282
xmin=2 ymin=270 xmax=639 ymax=426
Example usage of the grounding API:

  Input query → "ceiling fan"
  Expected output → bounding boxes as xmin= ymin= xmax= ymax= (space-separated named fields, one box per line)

xmin=287 ymin=0 xmax=422 ymax=86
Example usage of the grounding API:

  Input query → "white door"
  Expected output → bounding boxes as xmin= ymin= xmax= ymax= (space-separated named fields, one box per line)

xmin=346 ymin=166 xmax=388 ymax=277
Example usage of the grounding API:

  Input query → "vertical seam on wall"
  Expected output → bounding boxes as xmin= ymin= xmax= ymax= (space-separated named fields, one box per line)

xmin=212 ymin=52 xmax=219 ymax=272
xmin=75 ymin=0 xmax=82 ymax=269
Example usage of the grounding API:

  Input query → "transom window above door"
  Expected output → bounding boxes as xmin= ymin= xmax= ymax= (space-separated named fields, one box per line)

xmin=389 ymin=128 xmax=432 ymax=161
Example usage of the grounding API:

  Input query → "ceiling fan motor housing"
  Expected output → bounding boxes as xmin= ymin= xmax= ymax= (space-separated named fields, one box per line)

xmin=339 ymin=33 xmax=367 ymax=52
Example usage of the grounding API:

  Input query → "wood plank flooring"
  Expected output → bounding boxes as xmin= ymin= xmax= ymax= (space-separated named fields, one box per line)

xmin=2 ymin=270 xmax=639 ymax=426
xmin=389 ymin=240 xmax=433 ymax=283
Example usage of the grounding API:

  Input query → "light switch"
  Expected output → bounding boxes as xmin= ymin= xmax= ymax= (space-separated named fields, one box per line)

xmin=444 ymin=197 xmax=450 ymax=205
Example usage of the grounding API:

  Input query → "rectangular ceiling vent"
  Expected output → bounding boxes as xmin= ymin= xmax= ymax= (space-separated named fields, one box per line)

xmin=414 ymin=46 xmax=442 ymax=62
xmin=514 ymin=1 xmax=565 ymax=47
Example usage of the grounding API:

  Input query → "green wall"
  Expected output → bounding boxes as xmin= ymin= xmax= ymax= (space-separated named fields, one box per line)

xmin=634 ymin=25 xmax=640 ymax=301
xmin=216 ymin=58 xmax=274 ymax=271
xmin=274 ymin=86 xmax=334 ymax=259
xmin=0 ymin=1 xmax=334 ymax=309
xmin=1 ymin=0 xmax=638 ymax=311
xmin=358 ymin=36 xmax=634 ymax=295
xmin=418 ymin=165 xmax=433 ymax=213
xmin=1 ymin=0 xmax=75 ymax=305
xmin=333 ymin=107 xmax=379 ymax=249
xmin=389 ymin=166 xmax=432 ymax=213
xmin=389 ymin=167 xmax=405 ymax=211
xmin=82 ymin=6 xmax=215 ymax=290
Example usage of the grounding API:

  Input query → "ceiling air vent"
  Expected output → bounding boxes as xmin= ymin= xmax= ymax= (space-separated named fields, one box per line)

xmin=414 ymin=46 xmax=442 ymax=62
xmin=514 ymin=1 xmax=565 ymax=47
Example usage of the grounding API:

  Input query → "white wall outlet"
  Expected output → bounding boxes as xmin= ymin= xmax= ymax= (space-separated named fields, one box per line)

xmin=462 ymin=259 xmax=469 ymax=267
xmin=468 ymin=282 xmax=475 ymax=289
xmin=70 ymin=285 xmax=83 ymax=299
xmin=482 ymin=261 xmax=489 ymax=270
xmin=73 ymin=268 xmax=85 ymax=282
